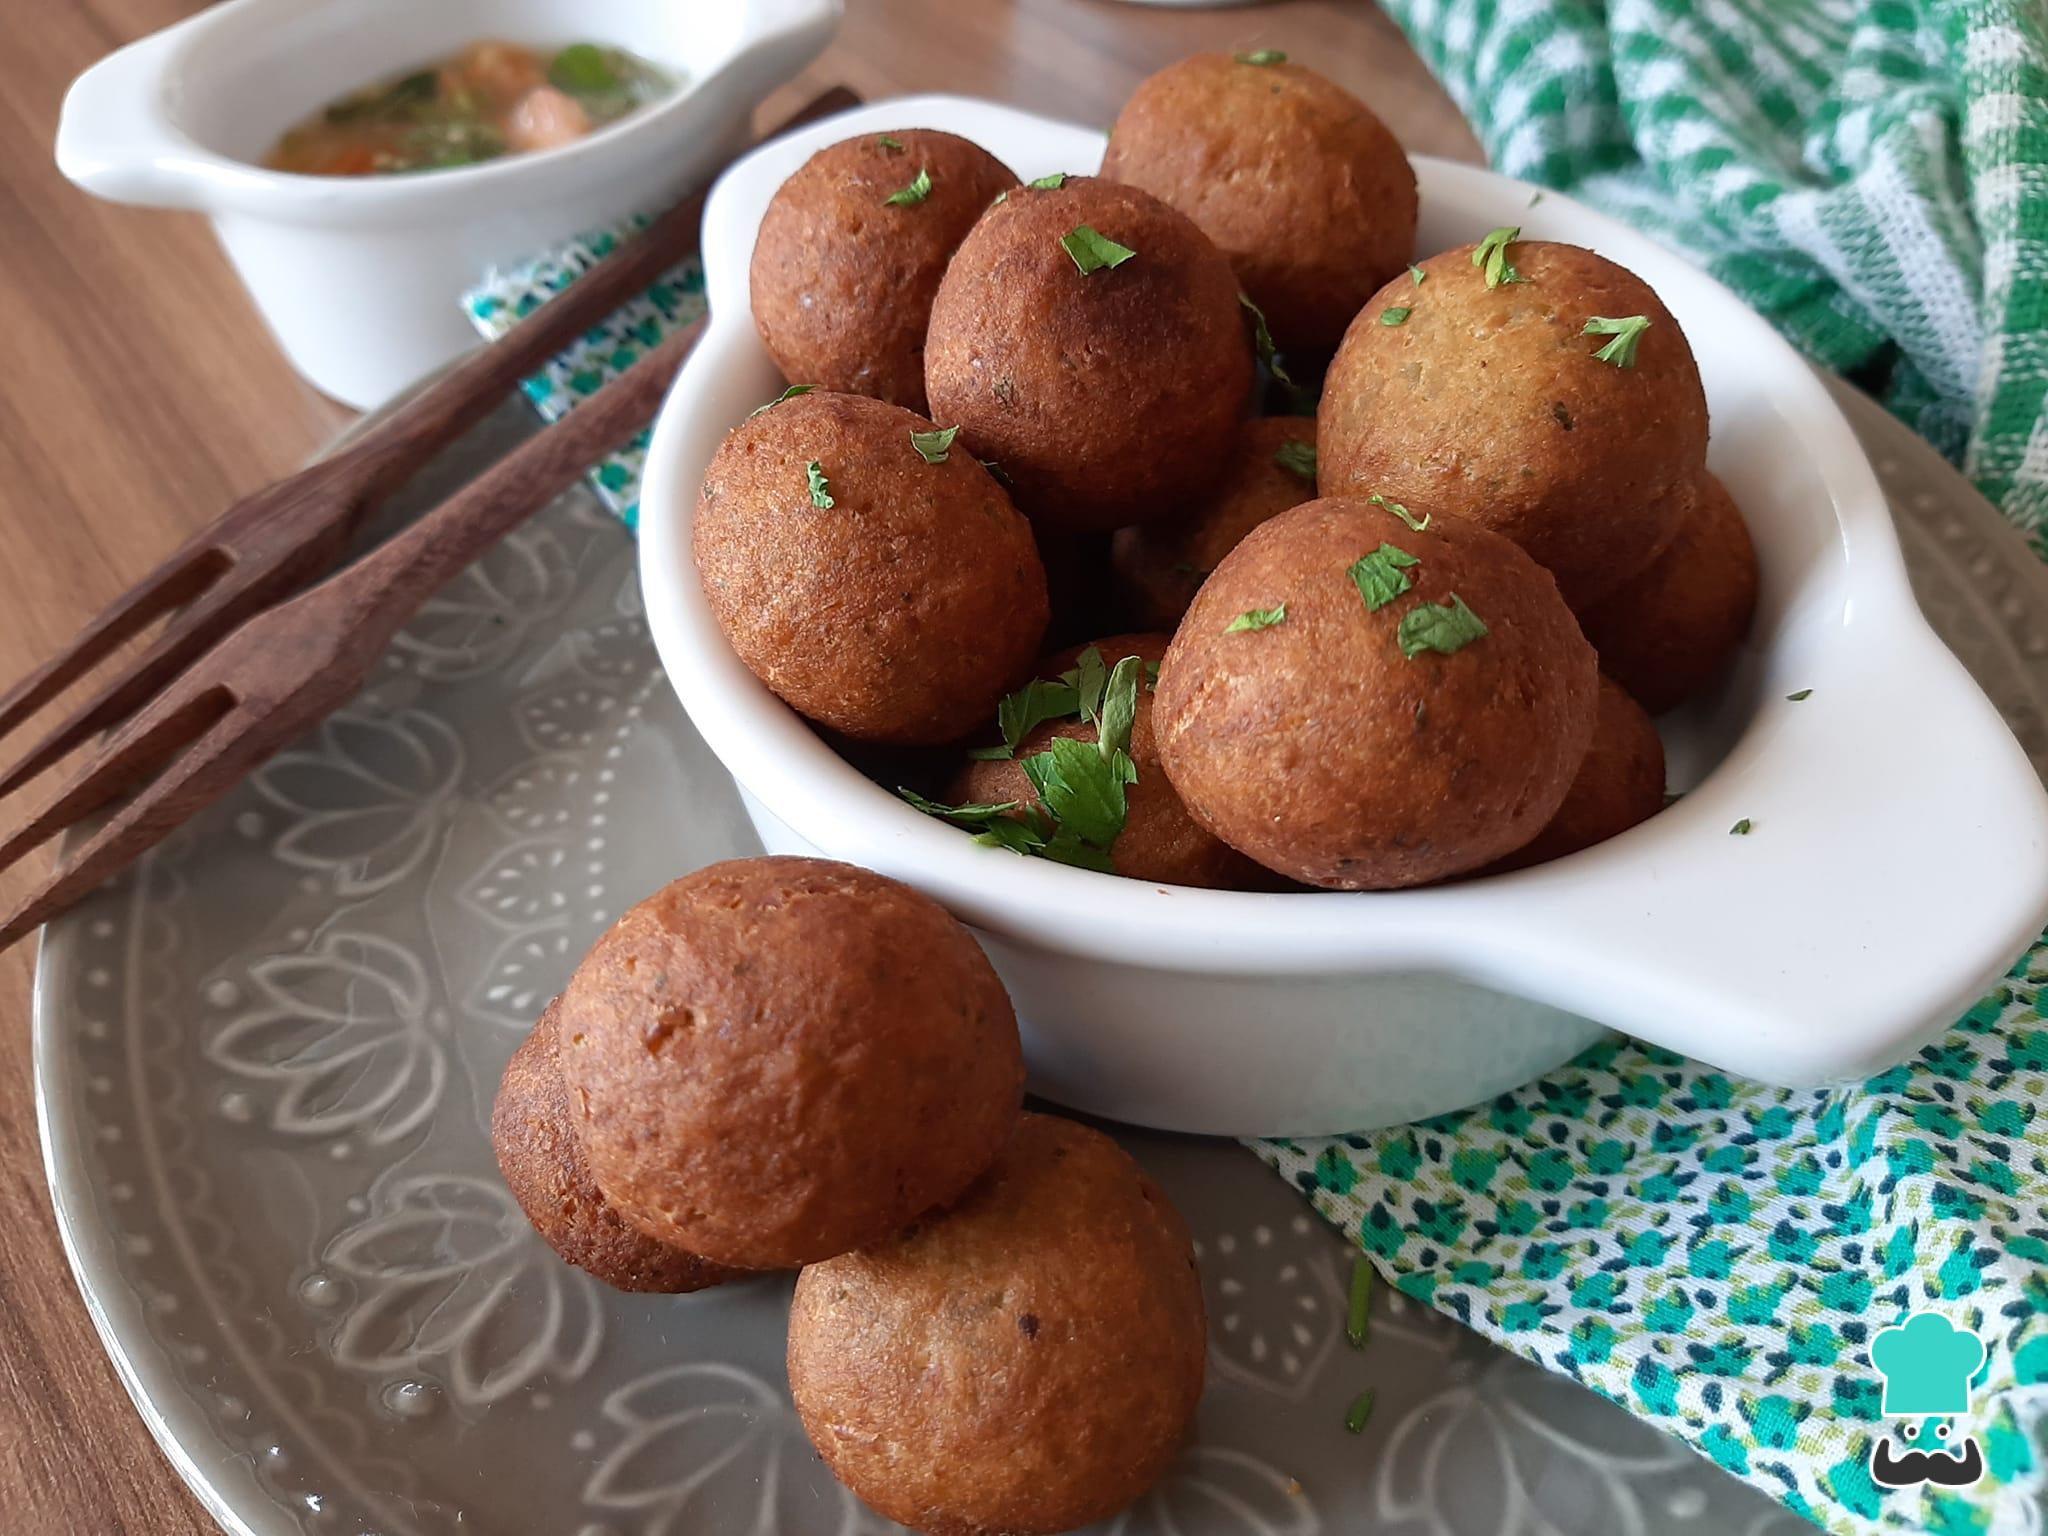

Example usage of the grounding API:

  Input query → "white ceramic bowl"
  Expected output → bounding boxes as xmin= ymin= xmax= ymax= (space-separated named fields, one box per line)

xmin=55 ymin=0 xmax=840 ymax=409
xmin=639 ymin=95 xmax=2048 ymax=1137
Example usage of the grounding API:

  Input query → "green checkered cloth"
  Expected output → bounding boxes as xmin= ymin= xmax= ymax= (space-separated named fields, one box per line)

xmin=1383 ymin=0 xmax=2048 ymax=552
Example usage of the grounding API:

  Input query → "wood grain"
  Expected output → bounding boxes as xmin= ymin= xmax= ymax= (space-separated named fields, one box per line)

xmin=0 ymin=3 xmax=1475 ymax=1531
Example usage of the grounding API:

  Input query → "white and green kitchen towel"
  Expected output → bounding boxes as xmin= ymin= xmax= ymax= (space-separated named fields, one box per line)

xmin=461 ymin=4 xmax=2048 ymax=1529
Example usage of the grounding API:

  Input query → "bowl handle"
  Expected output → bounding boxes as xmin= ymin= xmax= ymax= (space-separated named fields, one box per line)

xmin=1467 ymin=633 xmax=2048 ymax=1088
xmin=56 ymin=24 xmax=211 ymax=209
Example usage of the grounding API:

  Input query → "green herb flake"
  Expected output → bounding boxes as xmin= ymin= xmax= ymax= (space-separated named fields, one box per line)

xmin=1239 ymin=291 xmax=1300 ymax=392
xmin=884 ymin=166 xmax=933 ymax=206
xmin=805 ymin=460 xmax=834 ymax=509
xmin=1787 ymin=688 xmax=1814 ymax=701
xmin=896 ymin=787 xmax=1021 ymax=824
xmin=909 ymin=425 xmax=961 ymax=464
xmin=747 ymin=383 xmax=812 ymax=418
xmin=1226 ymin=604 xmax=1288 ymax=633
xmin=996 ymin=676 xmax=1083 ymax=755
xmin=876 ymin=133 xmax=905 ymax=152
xmin=1060 ymin=224 xmax=1136 ymax=275
xmin=1349 ymin=543 xmax=1421 ymax=612
xmin=1730 ymin=818 xmax=1754 ymax=836
xmin=1097 ymin=656 xmax=1144 ymax=762
xmin=1027 ymin=171 xmax=1068 ymax=190
xmin=1274 ymin=440 xmax=1317 ymax=482
xmin=1346 ymin=1258 xmax=1375 ymax=1348
xmin=1472 ymin=225 xmax=1523 ymax=289
xmin=972 ymin=817 xmax=1045 ymax=855
xmin=1063 ymin=646 xmax=1111 ymax=723
xmin=1367 ymin=492 xmax=1431 ymax=532
xmin=1022 ymin=736 xmax=1131 ymax=848
xmin=1381 ymin=306 xmax=1413 ymax=326
xmin=1409 ymin=264 xmax=1427 ymax=287
xmin=1345 ymin=1389 xmax=1377 ymax=1435
xmin=1397 ymin=593 xmax=1489 ymax=658
xmin=1235 ymin=48 xmax=1288 ymax=65
xmin=1584 ymin=314 xmax=1651 ymax=367
xmin=548 ymin=43 xmax=621 ymax=95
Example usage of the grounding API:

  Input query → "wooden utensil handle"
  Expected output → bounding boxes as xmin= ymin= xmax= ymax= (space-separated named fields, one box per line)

xmin=325 ymin=85 xmax=858 ymax=502
xmin=347 ymin=317 xmax=706 ymax=646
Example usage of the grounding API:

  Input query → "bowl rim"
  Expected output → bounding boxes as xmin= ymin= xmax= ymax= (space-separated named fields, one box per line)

xmin=638 ymin=94 xmax=2048 ymax=1084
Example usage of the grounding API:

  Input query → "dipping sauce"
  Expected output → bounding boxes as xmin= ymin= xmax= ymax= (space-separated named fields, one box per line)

xmin=265 ymin=41 xmax=672 ymax=176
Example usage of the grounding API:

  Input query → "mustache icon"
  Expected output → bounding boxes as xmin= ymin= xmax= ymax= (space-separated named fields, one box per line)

xmin=1869 ymin=1433 xmax=1984 ymax=1489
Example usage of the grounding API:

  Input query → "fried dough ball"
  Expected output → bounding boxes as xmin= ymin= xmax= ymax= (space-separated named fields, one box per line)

xmin=1576 ymin=473 xmax=1759 ymax=713
xmin=751 ymin=130 xmax=1018 ymax=411
xmin=1154 ymin=496 xmax=1599 ymax=888
xmin=788 ymin=1114 xmax=1206 ymax=1536
xmin=946 ymin=633 xmax=1277 ymax=889
xmin=1101 ymin=52 xmax=1417 ymax=358
xmin=924 ymin=175 xmax=1254 ymax=531
xmin=555 ymin=858 xmax=1024 ymax=1271
xmin=492 ymin=1001 xmax=742 ymax=1293
xmin=1111 ymin=416 xmax=1318 ymax=629
xmin=694 ymin=390 xmax=1048 ymax=744
xmin=1488 ymin=676 xmax=1665 ymax=872
xmin=1318 ymin=239 xmax=1708 ymax=608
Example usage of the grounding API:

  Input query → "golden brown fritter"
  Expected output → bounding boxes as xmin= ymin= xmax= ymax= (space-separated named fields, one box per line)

xmin=1487 ymin=675 xmax=1666 ymax=872
xmin=555 ymin=858 xmax=1024 ymax=1271
xmin=1102 ymin=52 xmax=1417 ymax=358
xmin=750 ymin=130 xmax=1018 ymax=412
xmin=924 ymin=175 xmax=1254 ymax=532
xmin=492 ymin=1001 xmax=743 ymax=1293
xmin=947 ymin=633 xmax=1279 ymax=889
xmin=693 ymin=389 xmax=1048 ymax=744
xmin=1154 ymin=495 xmax=1599 ymax=888
xmin=1110 ymin=416 xmax=1318 ymax=629
xmin=1318 ymin=239 xmax=1708 ymax=608
xmin=788 ymin=1114 xmax=1206 ymax=1536
xmin=1577 ymin=473 xmax=1758 ymax=713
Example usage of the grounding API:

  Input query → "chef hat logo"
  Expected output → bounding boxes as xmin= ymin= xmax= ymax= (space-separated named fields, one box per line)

xmin=1869 ymin=1312 xmax=1987 ymax=1417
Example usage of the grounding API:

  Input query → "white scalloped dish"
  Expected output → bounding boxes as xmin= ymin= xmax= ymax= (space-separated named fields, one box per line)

xmin=638 ymin=95 xmax=2048 ymax=1136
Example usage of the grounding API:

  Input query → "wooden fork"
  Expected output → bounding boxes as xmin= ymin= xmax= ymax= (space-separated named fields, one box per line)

xmin=0 ymin=84 xmax=855 ymax=802
xmin=0 ymin=315 xmax=705 ymax=950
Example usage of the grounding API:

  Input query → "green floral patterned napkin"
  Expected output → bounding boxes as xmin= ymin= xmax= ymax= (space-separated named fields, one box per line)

xmin=1380 ymin=0 xmax=2048 ymax=554
xmin=462 ymin=218 xmax=708 ymax=531
xmin=1258 ymin=936 xmax=2048 ymax=1533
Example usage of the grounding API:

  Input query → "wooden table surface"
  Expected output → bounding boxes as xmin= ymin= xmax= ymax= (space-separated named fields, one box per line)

xmin=0 ymin=3 xmax=1476 ymax=1530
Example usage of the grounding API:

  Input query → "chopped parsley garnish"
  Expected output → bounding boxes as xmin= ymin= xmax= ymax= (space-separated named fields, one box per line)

xmin=884 ymin=166 xmax=933 ymax=206
xmin=915 ymin=649 xmax=1150 ymax=868
xmin=1472 ymin=225 xmax=1524 ymax=288
xmin=1027 ymin=171 xmax=1068 ymax=190
xmin=909 ymin=425 xmax=961 ymax=463
xmin=1349 ymin=543 xmax=1421 ymax=611
xmin=747 ymin=383 xmax=812 ymax=418
xmin=1397 ymin=593 xmax=1488 ymax=658
xmin=1345 ymin=1389 xmax=1377 ymax=1435
xmin=1409 ymin=264 xmax=1427 ymax=286
xmin=896 ymin=788 xmax=1021 ymax=823
xmin=805 ymin=460 xmax=834 ymax=508
xmin=1274 ymin=439 xmax=1317 ymax=482
xmin=1227 ymin=604 xmax=1288 ymax=632
xmin=1368 ymin=492 xmax=1431 ymax=532
xmin=876 ymin=134 xmax=905 ymax=152
xmin=1381 ymin=306 xmax=1412 ymax=326
xmin=1347 ymin=1258 xmax=1375 ymax=1348
xmin=1787 ymin=688 xmax=1813 ymax=701
xmin=1235 ymin=48 xmax=1287 ymax=64
xmin=1730 ymin=818 xmax=1754 ymax=836
xmin=1061 ymin=224 xmax=1136 ymax=274
xmin=1584 ymin=314 xmax=1651 ymax=367
xmin=979 ymin=457 xmax=1013 ymax=488
xmin=1239 ymin=292 xmax=1295 ymax=388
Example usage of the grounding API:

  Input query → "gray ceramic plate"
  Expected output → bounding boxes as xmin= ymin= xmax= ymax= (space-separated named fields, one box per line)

xmin=33 ymin=381 xmax=2047 ymax=1536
